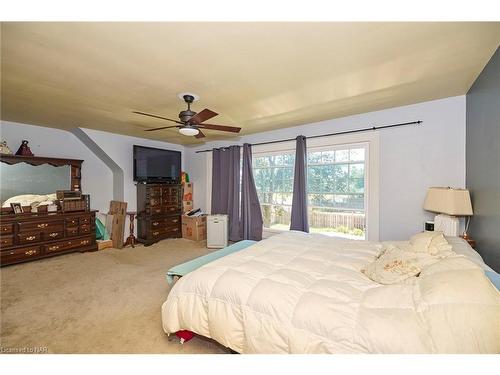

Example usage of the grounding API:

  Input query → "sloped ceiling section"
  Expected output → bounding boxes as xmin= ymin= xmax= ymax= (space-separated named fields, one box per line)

xmin=1 ymin=22 xmax=499 ymax=145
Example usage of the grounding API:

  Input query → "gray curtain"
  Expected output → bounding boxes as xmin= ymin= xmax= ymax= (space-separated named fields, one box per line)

xmin=211 ymin=145 xmax=241 ymax=241
xmin=290 ymin=135 xmax=309 ymax=232
xmin=240 ymin=143 xmax=263 ymax=240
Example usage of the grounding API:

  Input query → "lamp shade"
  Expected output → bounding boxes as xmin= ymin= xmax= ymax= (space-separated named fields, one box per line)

xmin=423 ymin=187 xmax=473 ymax=216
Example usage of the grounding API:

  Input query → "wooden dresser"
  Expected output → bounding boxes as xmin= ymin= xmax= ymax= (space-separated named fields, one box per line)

xmin=136 ymin=183 xmax=182 ymax=246
xmin=0 ymin=210 xmax=97 ymax=266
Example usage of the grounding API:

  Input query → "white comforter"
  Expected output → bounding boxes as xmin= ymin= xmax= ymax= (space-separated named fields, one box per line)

xmin=162 ymin=231 xmax=500 ymax=353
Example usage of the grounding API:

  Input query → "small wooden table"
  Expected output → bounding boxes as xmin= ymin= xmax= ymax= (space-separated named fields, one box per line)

xmin=124 ymin=211 xmax=137 ymax=248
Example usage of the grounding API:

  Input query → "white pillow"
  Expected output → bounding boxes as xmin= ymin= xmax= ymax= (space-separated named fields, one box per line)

xmin=409 ymin=231 xmax=452 ymax=255
xmin=428 ymin=232 xmax=453 ymax=255
xmin=362 ymin=246 xmax=421 ymax=285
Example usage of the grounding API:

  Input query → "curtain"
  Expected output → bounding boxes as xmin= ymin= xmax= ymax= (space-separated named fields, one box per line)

xmin=290 ymin=135 xmax=309 ymax=232
xmin=211 ymin=145 xmax=241 ymax=241
xmin=240 ymin=143 xmax=263 ymax=240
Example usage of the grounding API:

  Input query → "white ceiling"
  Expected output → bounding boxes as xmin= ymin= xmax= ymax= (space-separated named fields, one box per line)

xmin=1 ymin=22 xmax=499 ymax=144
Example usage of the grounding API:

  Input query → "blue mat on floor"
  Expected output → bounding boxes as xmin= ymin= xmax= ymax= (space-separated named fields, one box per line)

xmin=166 ymin=240 xmax=257 ymax=284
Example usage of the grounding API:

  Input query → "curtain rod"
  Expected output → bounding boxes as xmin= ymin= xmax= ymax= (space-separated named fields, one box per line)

xmin=195 ymin=120 xmax=422 ymax=153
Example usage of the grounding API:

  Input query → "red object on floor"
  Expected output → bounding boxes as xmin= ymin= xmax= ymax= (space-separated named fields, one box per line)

xmin=176 ymin=330 xmax=194 ymax=343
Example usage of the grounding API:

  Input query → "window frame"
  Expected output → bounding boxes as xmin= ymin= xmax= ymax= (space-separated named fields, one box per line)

xmin=252 ymin=132 xmax=379 ymax=241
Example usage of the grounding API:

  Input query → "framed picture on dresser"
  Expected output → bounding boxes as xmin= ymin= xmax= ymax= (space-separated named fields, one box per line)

xmin=9 ymin=202 xmax=23 ymax=214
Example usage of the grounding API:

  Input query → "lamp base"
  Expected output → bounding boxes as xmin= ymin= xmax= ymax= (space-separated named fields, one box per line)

xmin=434 ymin=214 xmax=459 ymax=236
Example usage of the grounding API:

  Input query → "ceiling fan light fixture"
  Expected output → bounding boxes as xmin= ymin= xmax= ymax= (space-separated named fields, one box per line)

xmin=179 ymin=127 xmax=199 ymax=136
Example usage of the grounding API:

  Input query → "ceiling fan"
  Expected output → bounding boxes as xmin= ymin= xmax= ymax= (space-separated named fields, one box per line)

xmin=133 ymin=94 xmax=241 ymax=138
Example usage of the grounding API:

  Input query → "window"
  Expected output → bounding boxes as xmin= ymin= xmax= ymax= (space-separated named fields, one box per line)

xmin=252 ymin=143 xmax=368 ymax=239
xmin=306 ymin=144 xmax=367 ymax=239
xmin=253 ymin=152 xmax=295 ymax=231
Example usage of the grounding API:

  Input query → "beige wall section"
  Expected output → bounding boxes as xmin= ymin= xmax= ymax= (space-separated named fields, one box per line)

xmin=2 ymin=22 xmax=498 ymax=145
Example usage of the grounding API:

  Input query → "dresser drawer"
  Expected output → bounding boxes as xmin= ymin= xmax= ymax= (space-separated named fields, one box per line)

xmin=1 ymin=246 xmax=41 ymax=264
xmin=65 ymin=217 xmax=79 ymax=227
xmin=166 ymin=225 xmax=181 ymax=235
xmin=79 ymin=225 xmax=91 ymax=235
xmin=19 ymin=220 xmax=64 ymax=232
xmin=80 ymin=216 xmax=92 ymax=225
xmin=17 ymin=232 xmax=42 ymax=244
xmin=43 ymin=230 xmax=64 ymax=241
xmin=164 ymin=205 xmax=180 ymax=214
xmin=150 ymin=219 xmax=165 ymax=228
xmin=148 ymin=187 xmax=161 ymax=197
xmin=0 ymin=235 xmax=14 ymax=248
xmin=150 ymin=229 xmax=165 ymax=239
xmin=66 ymin=227 xmax=79 ymax=237
xmin=0 ymin=223 xmax=13 ymax=235
xmin=148 ymin=207 xmax=163 ymax=215
xmin=165 ymin=216 xmax=180 ymax=226
xmin=44 ymin=237 xmax=93 ymax=254
xmin=162 ymin=186 xmax=180 ymax=196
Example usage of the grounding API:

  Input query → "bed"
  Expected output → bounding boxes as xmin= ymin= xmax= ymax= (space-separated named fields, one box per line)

xmin=161 ymin=231 xmax=500 ymax=353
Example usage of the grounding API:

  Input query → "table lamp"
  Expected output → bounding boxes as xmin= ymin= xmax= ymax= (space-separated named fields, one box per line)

xmin=423 ymin=187 xmax=473 ymax=237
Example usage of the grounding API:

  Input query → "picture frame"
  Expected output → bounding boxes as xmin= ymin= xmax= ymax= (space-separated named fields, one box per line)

xmin=10 ymin=202 xmax=23 ymax=214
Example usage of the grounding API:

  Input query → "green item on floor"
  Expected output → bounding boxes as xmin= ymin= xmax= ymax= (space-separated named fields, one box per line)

xmin=95 ymin=218 xmax=109 ymax=240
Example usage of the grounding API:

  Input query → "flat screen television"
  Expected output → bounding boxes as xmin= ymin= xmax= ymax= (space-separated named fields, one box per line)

xmin=133 ymin=145 xmax=181 ymax=183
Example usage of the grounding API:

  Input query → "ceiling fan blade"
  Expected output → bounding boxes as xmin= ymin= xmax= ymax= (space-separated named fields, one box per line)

xmin=188 ymin=109 xmax=218 ymax=125
xmin=197 ymin=123 xmax=241 ymax=133
xmin=194 ymin=129 xmax=206 ymax=139
xmin=144 ymin=126 xmax=180 ymax=132
xmin=133 ymin=111 xmax=183 ymax=124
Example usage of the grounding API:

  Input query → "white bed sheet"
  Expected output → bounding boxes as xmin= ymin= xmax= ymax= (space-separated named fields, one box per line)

xmin=162 ymin=231 xmax=500 ymax=353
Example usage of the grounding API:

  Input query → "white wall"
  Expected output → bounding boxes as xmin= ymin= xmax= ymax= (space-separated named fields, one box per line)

xmin=80 ymin=128 xmax=185 ymax=214
xmin=0 ymin=121 xmax=113 ymax=213
xmin=185 ymin=96 xmax=466 ymax=241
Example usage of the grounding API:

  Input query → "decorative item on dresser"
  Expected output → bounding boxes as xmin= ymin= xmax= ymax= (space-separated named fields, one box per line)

xmin=0 ymin=210 xmax=98 ymax=266
xmin=136 ymin=183 xmax=182 ymax=246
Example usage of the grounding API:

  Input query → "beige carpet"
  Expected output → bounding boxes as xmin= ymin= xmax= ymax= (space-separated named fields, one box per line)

xmin=0 ymin=239 xmax=229 ymax=354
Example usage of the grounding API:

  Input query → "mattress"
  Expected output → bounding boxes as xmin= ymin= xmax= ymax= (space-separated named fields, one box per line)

xmin=161 ymin=231 xmax=500 ymax=353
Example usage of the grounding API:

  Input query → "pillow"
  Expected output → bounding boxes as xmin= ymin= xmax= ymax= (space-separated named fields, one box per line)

xmin=428 ymin=232 xmax=453 ymax=255
xmin=362 ymin=246 xmax=421 ymax=285
xmin=409 ymin=231 xmax=451 ymax=255
xmin=409 ymin=231 xmax=435 ymax=252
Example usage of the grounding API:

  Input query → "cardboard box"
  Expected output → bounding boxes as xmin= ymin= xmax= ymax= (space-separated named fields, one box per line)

xmin=182 ymin=215 xmax=207 ymax=241
xmin=183 ymin=200 xmax=193 ymax=213
xmin=97 ymin=239 xmax=113 ymax=250
xmin=182 ymin=182 xmax=193 ymax=201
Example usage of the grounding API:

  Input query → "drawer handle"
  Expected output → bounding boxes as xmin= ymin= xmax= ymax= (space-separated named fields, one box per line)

xmin=153 ymin=231 xmax=160 ymax=236
xmin=2 ymin=227 xmax=8 ymax=231
xmin=172 ymin=219 xmax=179 ymax=223
xmin=48 ymin=245 xmax=59 ymax=251
xmin=172 ymin=228 xmax=179 ymax=231
xmin=25 ymin=236 xmax=36 ymax=241
xmin=152 ymin=222 xmax=159 ymax=226
xmin=80 ymin=240 xmax=90 ymax=245
xmin=25 ymin=250 xmax=37 ymax=256
xmin=49 ymin=232 xmax=59 ymax=237
xmin=37 ymin=223 xmax=49 ymax=228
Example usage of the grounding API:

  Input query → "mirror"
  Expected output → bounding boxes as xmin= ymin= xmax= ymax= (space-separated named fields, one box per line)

xmin=0 ymin=162 xmax=71 ymax=204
